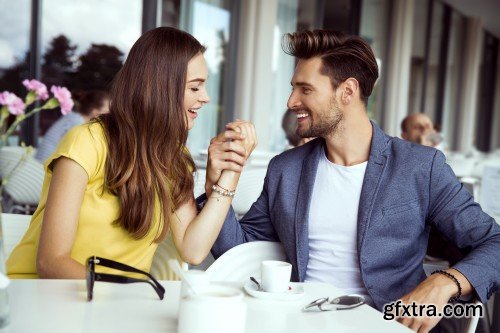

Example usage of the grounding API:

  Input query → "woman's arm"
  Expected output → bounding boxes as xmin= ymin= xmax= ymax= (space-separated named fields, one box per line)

xmin=170 ymin=121 xmax=257 ymax=265
xmin=37 ymin=157 xmax=88 ymax=278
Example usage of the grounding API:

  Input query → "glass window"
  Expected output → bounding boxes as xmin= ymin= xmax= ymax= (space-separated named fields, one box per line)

xmin=173 ymin=0 xmax=232 ymax=156
xmin=359 ymin=0 xmax=391 ymax=125
xmin=442 ymin=11 xmax=465 ymax=149
xmin=475 ymin=32 xmax=498 ymax=152
xmin=39 ymin=0 xmax=142 ymax=134
xmin=269 ymin=0 xmax=299 ymax=151
xmin=0 ymin=0 xmax=31 ymax=97
xmin=408 ymin=0 xmax=444 ymax=120
xmin=423 ymin=1 xmax=443 ymax=121
xmin=0 ymin=0 xmax=31 ymax=145
xmin=161 ymin=0 xmax=181 ymax=28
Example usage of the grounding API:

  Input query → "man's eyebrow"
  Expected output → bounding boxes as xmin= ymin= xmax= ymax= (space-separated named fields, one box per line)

xmin=291 ymin=81 xmax=313 ymax=87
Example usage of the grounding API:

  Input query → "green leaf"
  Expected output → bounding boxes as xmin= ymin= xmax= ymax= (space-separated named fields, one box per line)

xmin=42 ymin=98 xmax=59 ymax=109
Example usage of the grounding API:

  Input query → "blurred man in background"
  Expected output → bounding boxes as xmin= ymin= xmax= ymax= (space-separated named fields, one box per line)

xmin=401 ymin=112 xmax=444 ymax=149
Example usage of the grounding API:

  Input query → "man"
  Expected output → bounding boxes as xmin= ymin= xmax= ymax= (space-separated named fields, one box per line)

xmin=202 ymin=30 xmax=500 ymax=332
xmin=401 ymin=112 xmax=443 ymax=148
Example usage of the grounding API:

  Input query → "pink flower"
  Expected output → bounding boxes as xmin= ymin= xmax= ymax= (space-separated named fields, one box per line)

xmin=0 ymin=91 xmax=26 ymax=115
xmin=50 ymin=86 xmax=74 ymax=115
xmin=22 ymin=79 xmax=49 ymax=100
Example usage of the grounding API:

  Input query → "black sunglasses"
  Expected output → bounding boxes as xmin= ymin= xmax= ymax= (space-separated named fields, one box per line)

xmin=86 ymin=256 xmax=165 ymax=301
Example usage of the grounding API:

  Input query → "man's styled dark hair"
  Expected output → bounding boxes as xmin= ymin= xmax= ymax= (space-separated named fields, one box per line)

xmin=282 ymin=30 xmax=379 ymax=105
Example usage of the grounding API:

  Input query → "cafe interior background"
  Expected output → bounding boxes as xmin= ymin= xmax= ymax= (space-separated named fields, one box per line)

xmin=0 ymin=0 xmax=499 ymax=331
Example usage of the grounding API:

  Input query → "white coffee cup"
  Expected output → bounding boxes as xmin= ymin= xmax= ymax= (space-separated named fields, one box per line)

xmin=180 ymin=269 xmax=210 ymax=298
xmin=178 ymin=285 xmax=246 ymax=333
xmin=261 ymin=260 xmax=292 ymax=293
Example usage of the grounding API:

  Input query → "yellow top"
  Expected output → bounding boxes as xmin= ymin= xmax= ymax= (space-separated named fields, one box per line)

xmin=7 ymin=122 xmax=180 ymax=279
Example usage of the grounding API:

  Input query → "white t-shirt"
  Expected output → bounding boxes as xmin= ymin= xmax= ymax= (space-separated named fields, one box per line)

xmin=305 ymin=151 xmax=373 ymax=305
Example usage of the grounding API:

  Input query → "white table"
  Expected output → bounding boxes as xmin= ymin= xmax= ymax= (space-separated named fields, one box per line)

xmin=4 ymin=280 xmax=411 ymax=333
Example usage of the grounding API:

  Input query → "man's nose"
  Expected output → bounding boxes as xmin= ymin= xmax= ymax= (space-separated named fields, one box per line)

xmin=287 ymin=90 xmax=301 ymax=109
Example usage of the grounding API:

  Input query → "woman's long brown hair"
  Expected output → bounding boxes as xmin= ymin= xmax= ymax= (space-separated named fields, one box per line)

xmin=99 ymin=27 xmax=205 ymax=242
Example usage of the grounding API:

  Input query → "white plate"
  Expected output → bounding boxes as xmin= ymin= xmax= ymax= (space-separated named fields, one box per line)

xmin=243 ymin=278 xmax=304 ymax=301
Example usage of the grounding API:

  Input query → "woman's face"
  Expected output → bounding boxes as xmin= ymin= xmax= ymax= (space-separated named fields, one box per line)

xmin=184 ymin=53 xmax=210 ymax=130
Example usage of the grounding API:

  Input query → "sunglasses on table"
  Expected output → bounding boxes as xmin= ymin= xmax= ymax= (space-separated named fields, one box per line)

xmin=302 ymin=295 xmax=365 ymax=312
xmin=86 ymin=256 xmax=165 ymax=302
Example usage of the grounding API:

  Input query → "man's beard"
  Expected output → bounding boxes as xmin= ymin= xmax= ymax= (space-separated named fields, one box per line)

xmin=297 ymin=103 xmax=343 ymax=138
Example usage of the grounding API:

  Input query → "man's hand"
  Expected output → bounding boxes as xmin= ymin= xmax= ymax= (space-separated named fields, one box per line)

xmin=205 ymin=120 xmax=257 ymax=195
xmin=417 ymin=129 xmax=438 ymax=147
xmin=396 ymin=268 xmax=472 ymax=332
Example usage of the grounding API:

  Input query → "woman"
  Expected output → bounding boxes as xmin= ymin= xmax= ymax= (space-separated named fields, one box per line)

xmin=7 ymin=27 xmax=256 ymax=279
xmin=35 ymin=90 xmax=110 ymax=163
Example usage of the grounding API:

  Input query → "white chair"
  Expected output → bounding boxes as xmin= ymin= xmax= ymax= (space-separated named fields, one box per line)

xmin=206 ymin=241 xmax=286 ymax=282
xmin=471 ymin=159 xmax=500 ymax=179
xmin=0 ymin=147 xmax=44 ymax=214
xmin=446 ymin=154 xmax=477 ymax=178
xmin=0 ymin=213 xmax=31 ymax=259
xmin=232 ymin=167 xmax=267 ymax=217
xmin=150 ymin=233 xmax=187 ymax=280
xmin=193 ymin=169 xmax=206 ymax=198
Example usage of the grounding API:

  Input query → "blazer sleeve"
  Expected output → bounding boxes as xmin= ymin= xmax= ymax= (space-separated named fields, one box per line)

xmin=428 ymin=150 xmax=500 ymax=303
xmin=206 ymin=158 xmax=280 ymax=259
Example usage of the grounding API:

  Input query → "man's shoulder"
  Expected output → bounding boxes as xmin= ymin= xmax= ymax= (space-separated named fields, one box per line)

xmin=385 ymin=135 xmax=440 ymax=161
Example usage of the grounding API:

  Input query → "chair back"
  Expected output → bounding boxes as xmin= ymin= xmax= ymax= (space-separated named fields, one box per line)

xmin=193 ymin=169 xmax=206 ymax=198
xmin=232 ymin=167 xmax=267 ymax=217
xmin=0 ymin=147 xmax=44 ymax=208
xmin=206 ymin=241 xmax=286 ymax=281
xmin=150 ymin=233 xmax=187 ymax=280
xmin=1 ymin=213 xmax=31 ymax=259
xmin=446 ymin=155 xmax=477 ymax=178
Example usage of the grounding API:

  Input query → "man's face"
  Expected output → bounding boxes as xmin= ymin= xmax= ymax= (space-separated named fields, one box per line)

xmin=287 ymin=57 xmax=343 ymax=138
xmin=402 ymin=114 xmax=434 ymax=144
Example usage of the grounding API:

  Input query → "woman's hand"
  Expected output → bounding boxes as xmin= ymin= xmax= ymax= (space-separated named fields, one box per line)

xmin=225 ymin=120 xmax=258 ymax=159
xmin=205 ymin=120 xmax=257 ymax=195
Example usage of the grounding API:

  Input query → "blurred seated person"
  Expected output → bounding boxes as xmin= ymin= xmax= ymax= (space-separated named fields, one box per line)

xmin=281 ymin=108 xmax=313 ymax=148
xmin=401 ymin=113 xmax=463 ymax=265
xmin=35 ymin=90 xmax=110 ymax=163
xmin=401 ymin=112 xmax=445 ymax=150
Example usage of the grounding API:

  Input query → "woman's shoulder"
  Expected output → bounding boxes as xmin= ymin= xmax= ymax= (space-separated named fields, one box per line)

xmin=48 ymin=121 xmax=107 ymax=170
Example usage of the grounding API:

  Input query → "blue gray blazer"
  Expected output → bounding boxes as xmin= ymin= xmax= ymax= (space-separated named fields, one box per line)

xmin=208 ymin=122 xmax=500 ymax=310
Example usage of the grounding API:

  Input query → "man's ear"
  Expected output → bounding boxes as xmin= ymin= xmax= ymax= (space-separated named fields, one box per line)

xmin=340 ymin=78 xmax=359 ymax=105
xmin=401 ymin=132 xmax=408 ymax=140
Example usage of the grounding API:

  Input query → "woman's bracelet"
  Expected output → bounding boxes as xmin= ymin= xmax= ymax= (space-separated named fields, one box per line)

xmin=211 ymin=184 xmax=236 ymax=197
xmin=431 ymin=270 xmax=462 ymax=303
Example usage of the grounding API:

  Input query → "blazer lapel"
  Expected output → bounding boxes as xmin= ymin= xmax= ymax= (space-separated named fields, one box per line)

xmin=294 ymin=139 xmax=323 ymax=281
xmin=357 ymin=122 xmax=390 ymax=253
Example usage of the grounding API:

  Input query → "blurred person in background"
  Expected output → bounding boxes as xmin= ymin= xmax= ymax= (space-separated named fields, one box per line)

xmin=281 ymin=108 xmax=314 ymax=148
xmin=401 ymin=112 xmax=445 ymax=150
xmin=35 ymin=90 xmax=110 ymax=163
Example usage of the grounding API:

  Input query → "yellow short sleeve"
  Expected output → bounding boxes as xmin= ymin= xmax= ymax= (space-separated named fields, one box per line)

xmin=45 ymin=122 xmax=106 ymax=180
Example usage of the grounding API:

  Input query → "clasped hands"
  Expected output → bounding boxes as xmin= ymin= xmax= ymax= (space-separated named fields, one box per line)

xmin=205 ymin=120 xmax=258 ymax=195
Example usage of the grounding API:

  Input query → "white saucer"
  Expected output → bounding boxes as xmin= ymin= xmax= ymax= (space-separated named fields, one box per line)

xmin=243 ymin=279 xmax=304 ymax=301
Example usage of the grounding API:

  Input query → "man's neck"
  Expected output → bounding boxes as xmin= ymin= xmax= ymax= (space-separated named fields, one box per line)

xmin=323 ymin=112 xmax=372 ymax=166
